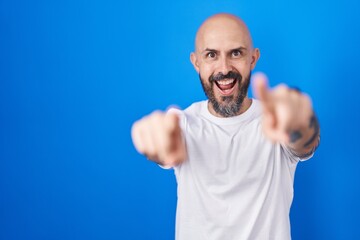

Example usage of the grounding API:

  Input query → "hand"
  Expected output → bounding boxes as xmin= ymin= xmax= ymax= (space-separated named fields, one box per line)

xmin=131 ymin=111 xmax=187 ymax=168
xmin=252 ymin=72 xmax=314 ymax=145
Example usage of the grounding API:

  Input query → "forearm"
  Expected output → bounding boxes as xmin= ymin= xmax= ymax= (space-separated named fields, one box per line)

xmin=287 ymin=113 xmax=320 ymax=158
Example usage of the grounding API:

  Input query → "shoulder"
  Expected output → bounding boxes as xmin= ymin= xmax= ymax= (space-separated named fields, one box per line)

xmin=167 ymin=100 xmax=206 ymax=129
xmin=167 ymin=100 xmax=206 ymax=117
xmin=183 ymin=100 xmax=206 ymax=116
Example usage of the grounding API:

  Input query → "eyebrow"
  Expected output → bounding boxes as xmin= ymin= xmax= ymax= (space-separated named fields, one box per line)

xmin=231 ymin=46 xmax=247 ymax=52
xmin=201 ymin=46 xmax=247 ymax=54
xmin=201 ymin=48 xmax=218 ymax=54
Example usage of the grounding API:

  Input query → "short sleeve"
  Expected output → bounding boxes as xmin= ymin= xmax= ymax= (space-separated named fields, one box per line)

xmin=281 ymin=144 xmax=314 ymax=163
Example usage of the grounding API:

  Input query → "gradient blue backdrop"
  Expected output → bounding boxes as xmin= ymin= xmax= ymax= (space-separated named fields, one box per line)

xmin=1 ymin=0 xmax=359 ymax=239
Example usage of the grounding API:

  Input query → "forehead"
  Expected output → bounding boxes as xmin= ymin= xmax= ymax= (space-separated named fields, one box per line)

xmin=195 ymin=17 xmax=252 ymax=52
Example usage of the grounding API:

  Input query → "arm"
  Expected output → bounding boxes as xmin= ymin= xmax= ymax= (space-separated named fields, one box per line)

xmin=286 ymin=112 xmax=320 ymax=158
xmin=131 ymin=111 xmax=187 ymax=168
xmin=252 ymin=73 xmax=320 ymax=158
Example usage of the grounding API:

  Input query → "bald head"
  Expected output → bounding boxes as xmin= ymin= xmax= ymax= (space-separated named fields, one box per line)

xmin=194 ymin=14 xmax=254 ymax=53
xmin=190 ymin=13 xmax=260 ymax=117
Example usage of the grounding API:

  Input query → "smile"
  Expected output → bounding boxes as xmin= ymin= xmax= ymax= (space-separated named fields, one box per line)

xmin=214 ymin=78 xmax=237 ymax=95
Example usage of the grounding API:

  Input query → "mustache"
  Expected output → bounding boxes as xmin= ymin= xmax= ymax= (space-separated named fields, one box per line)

xmin=209 ymin=71 xmax=242 ymax=82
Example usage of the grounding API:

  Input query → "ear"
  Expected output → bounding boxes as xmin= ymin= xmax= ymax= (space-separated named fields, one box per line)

xmin=190 ymin=52 xmax=200 ymax=73
xmin=250 ymin=48 xmax=260 ymax=70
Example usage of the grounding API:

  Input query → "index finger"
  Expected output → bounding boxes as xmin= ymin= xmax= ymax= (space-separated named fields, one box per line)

xmin=252 ymin=72 xmax=270 ymax=101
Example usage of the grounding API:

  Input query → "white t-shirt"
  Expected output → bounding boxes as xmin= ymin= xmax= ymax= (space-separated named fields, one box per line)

xmin=171 ymin=99 xmax=311 ymax=240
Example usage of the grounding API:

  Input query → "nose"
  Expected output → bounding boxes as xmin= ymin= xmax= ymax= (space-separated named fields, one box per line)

xmin=217 ymin=57 xmax=233 ymax=76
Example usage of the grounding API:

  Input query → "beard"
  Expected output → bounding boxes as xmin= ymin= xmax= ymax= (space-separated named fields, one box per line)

xmin=199 ymin=71 xmax=251 ymax=117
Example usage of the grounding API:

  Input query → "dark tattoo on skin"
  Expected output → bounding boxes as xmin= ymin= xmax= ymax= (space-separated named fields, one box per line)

xmin=290 ymin=130 xmax=302 ymax=143
xmin=289 ymin=113 xmax=320 ymax=158
xmin=304 ymin=114 xmax=320 ymax=148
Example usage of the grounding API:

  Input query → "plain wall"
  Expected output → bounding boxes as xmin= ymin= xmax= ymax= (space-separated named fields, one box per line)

xmin=1 ymin=0 xmax=360 ymax=239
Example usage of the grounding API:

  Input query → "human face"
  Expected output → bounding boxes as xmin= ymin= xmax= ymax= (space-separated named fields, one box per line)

xmin=191 ymin=15 xmax=260 ymax=117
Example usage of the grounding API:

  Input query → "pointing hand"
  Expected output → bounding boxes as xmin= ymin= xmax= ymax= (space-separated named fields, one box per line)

xmin=131 ymin=111 xmax=187 ymax=168
xmin=252 ymin=72 xmax=314 ymax=146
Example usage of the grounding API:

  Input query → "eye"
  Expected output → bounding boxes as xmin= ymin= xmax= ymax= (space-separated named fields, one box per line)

xmin=206 ymin=52 xmax=217 ymax=59
xmin=232 ymin=50 xmax=242 ymax=57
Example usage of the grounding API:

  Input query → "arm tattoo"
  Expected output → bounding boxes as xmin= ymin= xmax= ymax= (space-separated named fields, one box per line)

xmin=289 ymin=113 xmax=320 ymax=158
xmin=290 ymin=130 xmax=302 ymax=143
xmin=304 ymin=114 xmax=320 ymax=148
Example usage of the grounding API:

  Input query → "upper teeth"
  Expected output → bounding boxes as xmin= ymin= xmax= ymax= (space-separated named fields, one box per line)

xmin=217 ymin=79 xmax=235 ymax=85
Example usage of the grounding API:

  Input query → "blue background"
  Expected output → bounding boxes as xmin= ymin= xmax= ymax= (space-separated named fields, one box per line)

xmin=1 ymin=0 xmax=359 ymax=239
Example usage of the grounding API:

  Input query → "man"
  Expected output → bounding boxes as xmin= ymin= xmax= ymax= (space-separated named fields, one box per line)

xmin=131 ymin=13 xmax=320 ymax=240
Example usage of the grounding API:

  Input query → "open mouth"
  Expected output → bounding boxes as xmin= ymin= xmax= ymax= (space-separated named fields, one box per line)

xmin=214 ymin=78 xmax=237 ymax=95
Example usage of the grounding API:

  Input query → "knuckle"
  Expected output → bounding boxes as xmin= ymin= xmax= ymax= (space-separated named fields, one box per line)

xmin=150 ymin=111 xmax=165 ymax=123
xmin=151 ymin=110 xmax=163 ymax=118
xmin=141 ymin=115 xmax=152 ymax=126
xmin=146 ymin=147 xmax=157 ymax=158
xmin=131 ymin=122 xmax=144 ymax=142
xmin=302 ymin=93 xmax=312 ymax=106
xmin=290 ymin=90 xmax=298 ymax=97
xmin=277 ymin=84 xmax=288 ymax=91
xmin=274 ymin=84 xmax=289 ymax=96
xmin=131 ymin=121 xmax=140 ymax=135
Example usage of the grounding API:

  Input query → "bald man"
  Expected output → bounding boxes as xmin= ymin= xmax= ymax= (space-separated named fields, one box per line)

xmin=132 ymin=14 xmax=320 ymax=240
